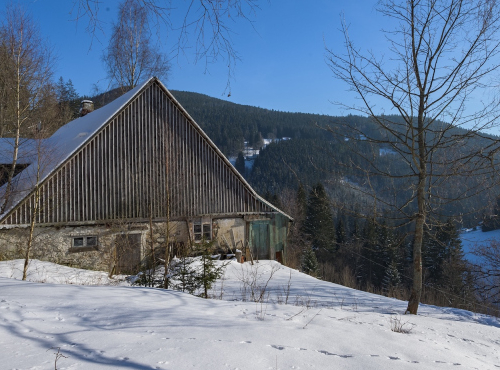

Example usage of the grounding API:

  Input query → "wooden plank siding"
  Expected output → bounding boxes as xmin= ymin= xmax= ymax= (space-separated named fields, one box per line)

xmin=2 ymin=80 xmax=275 ymax=226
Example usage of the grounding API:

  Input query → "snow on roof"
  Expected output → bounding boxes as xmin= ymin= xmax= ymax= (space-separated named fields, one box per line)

xmin=0 ymin=77 xmax=292 ymax=222
xmin=0 ymin=80 xmax=148 ymax=219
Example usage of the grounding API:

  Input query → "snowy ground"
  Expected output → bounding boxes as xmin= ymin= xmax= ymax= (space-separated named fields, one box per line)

xmin=1 ymin=259 xmax=499 ymax=369
xmin=461 ymin=228 xmax=500 ymax=263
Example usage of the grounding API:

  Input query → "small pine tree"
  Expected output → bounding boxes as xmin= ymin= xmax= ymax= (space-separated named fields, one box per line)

xmin=169 ymin=240 xmax=227 ymax=298
xmin=193 ymin=240 xmax=227 ymax=299
xmin=382 ymin=260 xmax=401 ymax=292
xmin=170 ymin=254 xmax=198 ymax=294
xmin=301 ymin=246 xmax=319 ymax=276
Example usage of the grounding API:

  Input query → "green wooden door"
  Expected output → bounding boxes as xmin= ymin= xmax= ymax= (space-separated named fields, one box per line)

xmin=250 ymin=221 xmax=269 ymax=259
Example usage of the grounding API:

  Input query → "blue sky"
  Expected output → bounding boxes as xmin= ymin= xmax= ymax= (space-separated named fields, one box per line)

xmin=10 ymin=1 xmax=386 ymax=116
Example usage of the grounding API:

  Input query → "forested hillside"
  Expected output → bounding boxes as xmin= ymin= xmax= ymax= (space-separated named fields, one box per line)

xmin=170 ymin=91 xmax=497 ymax=224
xmin=171 ymin=90 xmax=341 ymax=155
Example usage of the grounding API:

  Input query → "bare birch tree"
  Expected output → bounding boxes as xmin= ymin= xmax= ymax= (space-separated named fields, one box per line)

xmin=102 ymin=0 xmax=170 ymax=91
xmin=327 ymin=0 xmax=500 ymax=314
xmin=0 ymin=4 xmax=55 ymax=213
xmin=75 ymin=0 xmax=258 ymax=93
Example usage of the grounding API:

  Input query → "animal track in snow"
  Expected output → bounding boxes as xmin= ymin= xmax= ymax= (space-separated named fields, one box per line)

xmin=270 ymin=345 xmax=285 ymax=350
xmin=316 ymin=350 xmax=353 ymax=358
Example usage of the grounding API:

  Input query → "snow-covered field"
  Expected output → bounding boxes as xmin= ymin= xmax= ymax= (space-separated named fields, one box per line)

xmin=461 ymin=228 xmax=500 ymax=263
xmin=1 ymin=259 xmax=499 ymax=369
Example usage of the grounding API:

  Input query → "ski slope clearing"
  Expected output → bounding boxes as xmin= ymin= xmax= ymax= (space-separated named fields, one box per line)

xmin=461 ymin=228 xmax=500 ymax=263
xmin=1 ymin=259 xmax=499 ymax=369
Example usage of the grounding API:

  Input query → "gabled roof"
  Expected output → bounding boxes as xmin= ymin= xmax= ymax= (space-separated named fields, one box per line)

xmin=0 ymin=77 xmax=291 ymax=222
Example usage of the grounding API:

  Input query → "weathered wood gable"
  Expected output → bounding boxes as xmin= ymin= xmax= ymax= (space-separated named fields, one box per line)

xmin=1 ymin=78 xmax=278 ymax=226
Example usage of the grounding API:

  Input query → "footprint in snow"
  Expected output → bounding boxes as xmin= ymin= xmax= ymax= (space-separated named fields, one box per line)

xmin=317 ymin=350 xmax=353 ymax=358
xmin=270 ymin=345 xmax=285 ymax=350
xmin=318 ymin=350 xmax=334 ymax=356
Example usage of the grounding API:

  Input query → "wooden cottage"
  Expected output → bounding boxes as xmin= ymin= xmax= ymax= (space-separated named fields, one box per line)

xmin=0 ymin=77 xmax=291 ymax=273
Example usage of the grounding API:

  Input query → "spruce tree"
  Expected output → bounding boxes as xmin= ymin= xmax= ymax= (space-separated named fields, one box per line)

xmin=382 ymin=260 xmax=401 ymax=292
xmin=336 ymin=216 xmax=347 ymax=246
xmin=193 ymin=240 xmax=227 ymax=299
xmin=440 ymin=219 xmax=472 ymax=306
xmin=360 ymin=218 xmax=380 ymax=287
xmin=297 ymin=183 xmax=307 ymax=218
xmin=170 ymin=240 xmax=227 ymax=298
xmin=301 ymin=246 xmax=319 ymax=276
xmin=380 ymin=223 xmax=401 ymax=292
xmin=423 ymin=222 xmax=452 ymax=286
xmin=303 ymin=183 xmax=336 ymax=255
xmin=235 ymin=151 xmax=246 ymax=176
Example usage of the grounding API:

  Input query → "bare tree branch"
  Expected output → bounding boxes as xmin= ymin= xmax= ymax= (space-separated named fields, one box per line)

xmin=326 ymin=0 xmax=500 ymax=314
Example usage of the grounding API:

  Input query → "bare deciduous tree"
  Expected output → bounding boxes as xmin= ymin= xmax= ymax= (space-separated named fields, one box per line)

xmin=0 ymin=4 xmax=55 ymax=213
xmin=472 ymin=241 xmax=500 ymax=306
xmin=327 ymin=0 xmax=500 ymax=314
xmin=102 ymin=0 xmax=170 ymax=91
xmin=75 ymin=0 xmax=258 ymax=93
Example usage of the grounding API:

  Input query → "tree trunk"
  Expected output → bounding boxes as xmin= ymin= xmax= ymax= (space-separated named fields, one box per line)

xmin=407 ymin=95 xmax=427 ymax=314
xmin=22 ymin=183 xmax=40 ymax=281
xmin=406 ymin=210 xmax=424 ymax=314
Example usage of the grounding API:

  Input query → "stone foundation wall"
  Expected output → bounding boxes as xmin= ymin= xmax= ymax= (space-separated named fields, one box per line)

xmin=0 ymin=225 xmax=116 ymax=271
xmin=0 ymin=216 xmax=251 ymax=272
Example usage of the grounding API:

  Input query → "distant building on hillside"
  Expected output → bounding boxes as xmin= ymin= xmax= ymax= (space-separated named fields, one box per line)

xmin=0 ymin=77 xmax=291 ymax=274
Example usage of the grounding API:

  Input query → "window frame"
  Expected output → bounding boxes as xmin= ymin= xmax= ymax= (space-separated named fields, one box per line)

xmin=193 ymin=222 xmax=212 ymax=242
xmin=69 ymin=235 xmax=99 ymax=253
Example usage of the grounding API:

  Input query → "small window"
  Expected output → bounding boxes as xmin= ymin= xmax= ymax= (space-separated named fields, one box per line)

xmin=71 ymin=236 xmax=99 ymax=252
xmin=194 ymin=222 xmax=211 ymax=242
xmin=73 ymin=237 xmax=84 ymax=247
xmin=203 ymin=224 xmax=211 ymax=240
xmin=86 ymin=236 xmax=98 ymax=247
